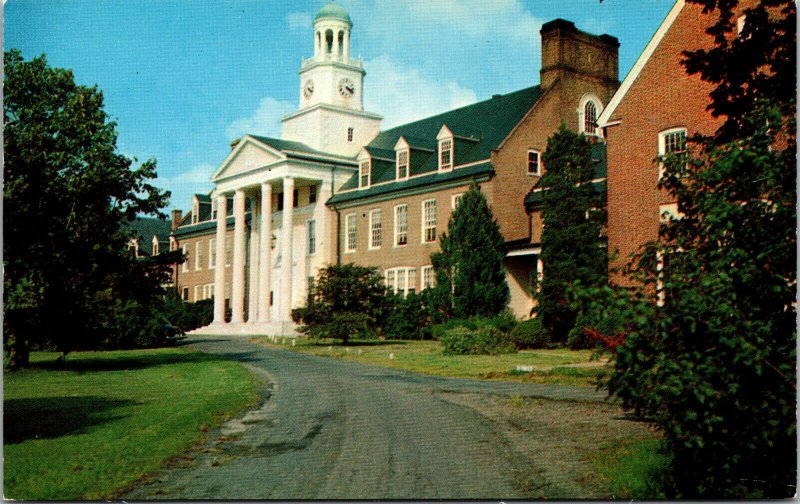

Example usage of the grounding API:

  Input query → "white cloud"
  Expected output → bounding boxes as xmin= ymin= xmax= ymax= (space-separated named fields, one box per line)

xmin=225 ymin=96 xmax=295 ymax=140
xmin=286 ymin=12 xmax=312 ymax=31
xmin=364 ymin=55 xmax=477 ymax=128
xmin=156 ymin=163 xmax=216 ymax=210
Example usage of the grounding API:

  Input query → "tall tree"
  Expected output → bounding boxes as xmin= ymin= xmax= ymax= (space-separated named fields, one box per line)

xmin=431 ymin=183 xmax=509 ymax=319
xmin=601 ymin=1 xmax=796 ymax=497
xmin=536 ymin=126 xmax=607 ymax=341
xmin=3 ymin=50 xmax=171 ymax=368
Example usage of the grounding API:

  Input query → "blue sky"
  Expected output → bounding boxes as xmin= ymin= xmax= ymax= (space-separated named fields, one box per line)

xmin=6 ymin=0 xmax=676 ymax=213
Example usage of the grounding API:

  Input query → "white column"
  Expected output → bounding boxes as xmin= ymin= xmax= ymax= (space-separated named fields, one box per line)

xmin=258 ymin=183 xmax=272 ymax=322
xmin=247 ymin=195 xmax=259 ymax=322
xmin=344 ymin=31 xmax=350 ymax=61
xmin=231 ymin=189 xmax=246 ymax=324
xmin=280 ymin=177 xmax=295 ymax=320
xmin=333 ymin=29 xmax=341 ymax=61
xmin=213 ymin=194 xmax=227 ymax=324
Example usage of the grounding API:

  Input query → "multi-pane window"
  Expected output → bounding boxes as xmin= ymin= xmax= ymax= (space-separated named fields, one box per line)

xmin=360 ymin=160 xmax=370 ymax=188
xmin=225 ymin=235 xmax=232 ymax=266
xmin=307 ymin=220 xmax=316 ymax=255
xmin=345 ymin=214 xmax=357 ymax=252
xmin=209 ymin=238 xmax=216 ymax=269
xmin=422 ymin=200 xmax=437 ymax=243
xmin=452 ymin=193 xmax=464 ymax=210
xmin=385 ymin=267 xmax=416 ymax=297
xmin=394 ymin=205 xmax=408 ymax=246
xmin=584 ymin=101 xmax=598 ymax=135
xmin=182 ymin=244 xmax=190 ymax=272
xmin=347 ymin=127 xmax=354 ymax=142
xmin=202 ymin=284 xmax=214 ymax=300
xmin=439 ymin=139 xmax=453 ymax=171
xmin=397 ymin=150 xmax=409 ymax=179
xmin=191 ymin=201 xmax=199 ymax=224
xmin=527 ymin=150 xmax=541 ymax=175
xmin=195 ymin=240 xmax=203 ymax=271
xmin=153 ymin=241 xmax=159 ymax=256
xmin=659 ymin=128 xmax=688 ymax=179
xmin=194 ymin=285 xmax=201 ymax=302
xmin=309 ymin=185 xmax=318 ymax=204
xmin=369 ymin=209 xmax=382 ymax=249
xmin=422 ymin=265 xmax=435 ymax=290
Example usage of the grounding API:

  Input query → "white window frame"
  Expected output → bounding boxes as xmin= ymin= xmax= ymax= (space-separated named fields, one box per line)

xmin=307 ymin=219 xmax=317 ymax=255
xmin=191 ymin=199 xmax=199 ymax=224
xmin=394 ymin=204 xmax=408 ymax=247
xmin=345 ymin=213 xmax=357 ymax=253
xmin=182 ymin=243 xmax=190 ymax=272
xmin=209 ymin=238 xmax=216 ymax=269
xmin=438 ymin=138 xmax=453 ymax=171
xmin=152 ymin=237 xmax=159 ymax=256
xmin=368 ymin=209 xmax=382 ymax=250
xmin=658 ymin=127 xmax=688 ymax=180
xmin=396 ymin=149 xmax=409 ymax=180
xmin=385 ymin=267 xmax=417 ymax=297
xmin=360 ymin=159 xmax=370 ymax=188
xmin=422 ymin=265 xmax=435 ymax=290
xmin=451 ymin=193 xmax=464 ymax=210
xmin=578 ymin=94 xmax=603 ymax=137
xmin=347 ymin=127 xmax=354 ymax=142
xmin=225 ymin=235 xmax=232 ymax=267
xmin=194 ymin=285 xmax=201 ymax=302
xmin=182 ymin=287 xmax=189 ymax=301
xmin=195 ymin=239 xmax=203 ymax=271
xmin=421 ymin=199 xmax=437 ymax=243
xmin=527 ymin=149 xmax=541 ymax=176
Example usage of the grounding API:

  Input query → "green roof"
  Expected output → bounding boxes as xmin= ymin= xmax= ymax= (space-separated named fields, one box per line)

xmin=333 ymin=86 xmax=542 ymax=202
xmin=328 ymin=162 xmax=493 ymax=205
xmin=314 ymin=3 xmax=352 ymax=25
xmin=124 ymin=217 xmax=172 ymax=255
xmin=248 ymin=135 xmax=357 ymax=164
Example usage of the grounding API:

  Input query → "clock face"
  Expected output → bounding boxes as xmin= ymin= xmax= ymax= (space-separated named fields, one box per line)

xmin=303 ymin=79 xmax=314 ymax=98
xmin=338 ymin=77 xmax=355 ymax=98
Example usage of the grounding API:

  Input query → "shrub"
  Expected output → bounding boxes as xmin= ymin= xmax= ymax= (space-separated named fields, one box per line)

xmin=479 ymin=309 xmax=518 ymax=334
xmin=383 ymin=292 xmax=432 ymax=340
xmin=430 ymin=318 xmax=477 ymax=341
xmin=440 ymin=326 xmax=516 ymax=355
xmin=508 ymin=318 xmax=551 ymax=349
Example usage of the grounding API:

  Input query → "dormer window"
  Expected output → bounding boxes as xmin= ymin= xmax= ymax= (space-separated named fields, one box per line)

xmin=210 ymin=198 xmax=217 ymax=220
xmin=397 ymin=149 xmax=409 ymax=179
xmin=360 ymin=159 xmax=370 ymax=188
xmin=191 ymin=199 xmax=199 ymax=224
xmin=152 ymin=236 xmax=160 ymax=256
xmin=439 ymin=139 xmax=453 ymax=171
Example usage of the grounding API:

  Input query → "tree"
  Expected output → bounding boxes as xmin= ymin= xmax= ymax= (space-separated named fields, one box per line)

xmin=597 ymin=1 xmax=796 ymax=497
xmin=291 ymin=264 xmax=389 ymax=344
xmin=3 ymin=50 xmax=172 ymax=369
xmin=430 ymin=183 xmax=509 ymax=319
xmin=535 ymin=126 xmax=607 ymax=342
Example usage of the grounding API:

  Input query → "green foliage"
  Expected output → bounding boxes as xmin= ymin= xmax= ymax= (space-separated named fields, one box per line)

xmin=440 ymin=326 xmax=515 ymax=356
xmin=430 ymin=318 xmax=478 ymax=341
xmin=430 ymin=183 xmax=509 ymax=319
xmin=3 ymin=50 xmax=172 ymax=368
xmin=508 ymin=318 xmax=551 ymax=350
xmin=292 ymin=263 xmax=389 ymax=344
xmin=536 ymin=126 xmax=608 ymax=342
xmin=480 ymin=309 xmax=519 ymax=334
xmin=383 ymin=292 xmax=433 ymax=340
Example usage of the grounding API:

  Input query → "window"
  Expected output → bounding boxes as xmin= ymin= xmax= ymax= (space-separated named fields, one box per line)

xmin=369 ymin=209 xmax=382 ymax=249
xmin=345 ymin=214 xmax=357 ymax=252
xmin=182 ymin=287 xmax=189 ymax=301
xmin=225 ymin=235 xmax=232 ymax=267
xmin=195 ymin=240 xmax=203 ymax=271
xmin=583 ymin=101 xmax=598 ymax=135
xmin=182 ymin=244 xmax=190 ymax=272
xmin=347 ymin=127 xmax=354 ymax=142
xmin=451 ymin=193 xmax=464 ymax=210
xmin=202 ymin=283 xmax=214 ymax=300
xmin=170 ymin=237 xmax=177 ymax=252
xmin=527 ymin=150 xmax=541 ymax=175
xmin=191 ymin=200 xmax=199 ymax=224
xmin=309 ymin=185 xmax=317 ymax=204
xmin=211 ymin=198 xmax=217 ymax=220
xmin=658 ymin=128 xmax=688 ymax=179
xmin=385 ymin=267 xmax=416 ymax=297
xmin=422 ymin=265 xmax=435 ymax=290
xmin=153 ymin=241 xmax=159 ymax=256
xmin=307 ymin=220 xmax=316 ymax=255
xmin=422 ymin=200 xmax=437 ymax=243
xmin=194 ymin=285 xmax=201 ymax=302
xmin=397 ymin=149 xmax=409 ymax=179
xmin=277 ymin=192 xmax=284 ymax=211
xmin=209 ymin=238 xmax=216 ymax=269
xmin=293 ymin=189 xmax=299 ymax=208
xmin=394 ymin=205 xmax=408 ymax=246
xmin=439 ymin=139 xmax=453 ymax=171
xmin=360 ymin=159 xmax=370 ymax=188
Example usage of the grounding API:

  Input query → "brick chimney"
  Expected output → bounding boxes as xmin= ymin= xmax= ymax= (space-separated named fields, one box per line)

xmin=539 ymin=19 xmax=619 ymax=90
xmin=171 ymin=209 xmax=183 ymax=231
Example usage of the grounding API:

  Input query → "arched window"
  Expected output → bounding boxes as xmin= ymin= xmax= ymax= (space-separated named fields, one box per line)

xmin=325 ymin=29 xmax=333 ymax=55
xmin=337 ymin=31 xmax=344 ymax=59
xmin=584 ymin=101 xmax=598 ymax=135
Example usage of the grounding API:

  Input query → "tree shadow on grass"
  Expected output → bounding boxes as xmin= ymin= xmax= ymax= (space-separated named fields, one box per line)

xmin=303 ymin=340 xmax=411 ymax=348
xmin=28 ymin=350 xmax=239 ymax=373
xmin=4 ymin=396 xmax=133 ymax=444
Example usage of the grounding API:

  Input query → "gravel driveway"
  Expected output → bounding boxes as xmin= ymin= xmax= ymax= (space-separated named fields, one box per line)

xmin=123 ymin=336 xmax=650 ymax=499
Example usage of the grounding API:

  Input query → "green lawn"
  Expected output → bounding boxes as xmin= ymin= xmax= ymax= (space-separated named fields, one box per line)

xmin=253 ymin=337 xmax=608 ymax=386
xmin=593 ymin=436 xmax=669 ymax=499
xmin=4 ymin=348 xmax=259 ymax=500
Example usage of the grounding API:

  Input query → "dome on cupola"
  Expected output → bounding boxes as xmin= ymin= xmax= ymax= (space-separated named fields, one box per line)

xmin=314 ymin=2 xmax=352 ymax=26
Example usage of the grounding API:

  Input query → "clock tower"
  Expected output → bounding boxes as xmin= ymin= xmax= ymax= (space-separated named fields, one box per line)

xmin=281 ymin=2 xmax=382 ymax=157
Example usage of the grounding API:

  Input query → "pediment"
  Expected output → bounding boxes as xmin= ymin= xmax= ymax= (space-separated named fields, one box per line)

xmin=212 ymin=137 xmax=286 ymax=181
